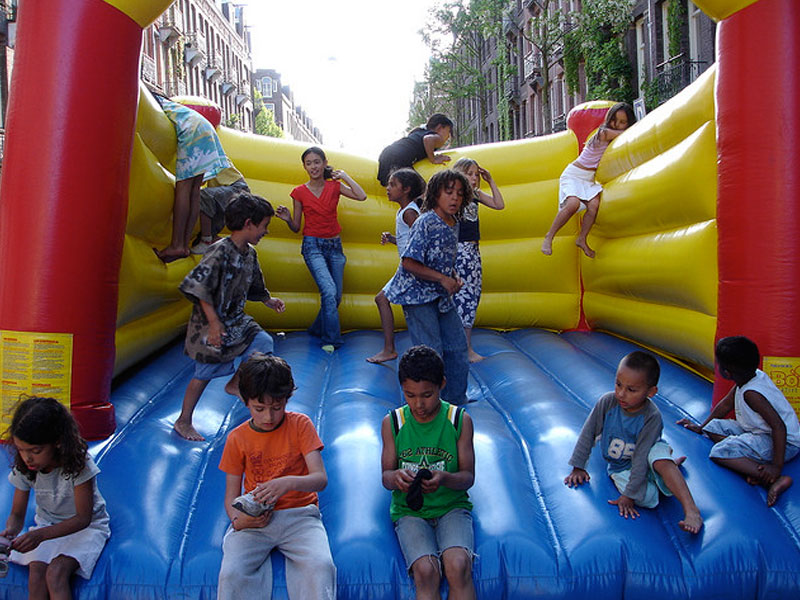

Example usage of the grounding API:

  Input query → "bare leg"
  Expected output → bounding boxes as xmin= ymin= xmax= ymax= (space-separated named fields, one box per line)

xmin=45 ymin=555 xmax=80 ymax=600
xmin=653 ymin=459 xmax=703 ymax=534
xmin=441 ymin=547 xmax=476 ymax=600
xmin=541 ymin=197 xmax=580 ymax=255
xmin=173 ymin=378 xmax=210 ymax=441
xmin=410 ymin=555 xmax=441 ymax=600
xmin=199 ymin=213 xmax=217 ymax=241
xmin=710 ymin=455 xmax=789 ymax=503
xmin=465 ymin=328 xmax=483 ymax=363
xmin=183 ymin=175 xmax=204 ymax=250
xmin=575 ymin=194 xmax=600 ymax=258
xmin=367 ymin=291 xmax=398 ymax=363
xmin=28 ymin=561 xmax=48 ymax=600
xmin=224 ymin=368 xmax=243 ymax=401
xmin=156 ymin=174 xmax=203 ymax=262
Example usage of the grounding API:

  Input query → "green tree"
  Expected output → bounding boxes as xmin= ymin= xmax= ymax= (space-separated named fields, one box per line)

xmin=412 ymin=0 xmax=513 ymax=145
xmin=253 ymin=89 xmax=283 ymax=138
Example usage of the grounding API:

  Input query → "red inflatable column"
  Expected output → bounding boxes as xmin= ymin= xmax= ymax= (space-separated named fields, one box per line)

xmin=0 ymin=0 xmax=142 ymax=438
xmin=714 ymin=0 xmax=800 ymax=401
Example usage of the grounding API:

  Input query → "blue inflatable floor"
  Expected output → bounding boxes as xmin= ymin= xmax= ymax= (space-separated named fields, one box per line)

xmin=2 ymin=329 xmax=800 ymax=599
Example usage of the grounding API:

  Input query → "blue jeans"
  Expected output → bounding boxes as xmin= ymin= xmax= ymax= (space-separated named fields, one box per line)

xmin=302 ymin=236 xmax=345 ymax=347
xmin=403 ymin=301 xmax=468 ymax=405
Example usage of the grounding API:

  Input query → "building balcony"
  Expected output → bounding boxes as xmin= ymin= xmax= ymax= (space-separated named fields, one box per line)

xmin=157 ymin=5 xmax=183 ymax=47
xmin=204 ymin=56 xmax=223 ymax=82
xmin=184 ymin=32 xmax=206 ymax=69
xmin=141 ymin=53 xmax=157 ymax=86
xmin=221 ymin=72 xmax=237 ymax=96
xmin=235 ymin=82 xmax=251 ymax=107
xmin=523 ymin=51 xmax=541 ymax=81
xmin=650 ymin=54 xmax=709 ymax=107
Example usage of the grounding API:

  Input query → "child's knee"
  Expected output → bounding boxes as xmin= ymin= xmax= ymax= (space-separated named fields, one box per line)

xmin=44 ymin=557 xmax=77 ymax=589
xmin=411 ymin=554 xmax=441 ymax=587
xmin=442 ymin=547 xmax=473 ymax=584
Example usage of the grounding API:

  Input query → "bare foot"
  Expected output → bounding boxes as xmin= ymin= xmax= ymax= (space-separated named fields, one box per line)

xmin=575 ymin=238 xmax=595 ymax=258
xmin=679 ymin=509 xmax=703 ymax=534
xmin=541 ymin=238 xmax=553 ymax=256
xmin=675 ymin=456 xmax=687 ymax=467
xmin=173 ymin=420 xmax=205 ymax=441
xmin=154 ymin=247 xmax=189 ymax=264
xmin=468 ymin=350 xmax=484 ymax=363
xmin=366 ymin=350 xmax=398 ymax=364
xmin=767 ymin=475 xmax=793 ymax=506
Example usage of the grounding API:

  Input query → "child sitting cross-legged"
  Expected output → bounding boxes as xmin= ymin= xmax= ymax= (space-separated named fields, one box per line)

xmin=565 ymin=351 xmax=703 ymax=534
xmin=380 ymin=345 xmax=476 ymax=600
xmin=217 ymin=353 xmax=335 ymax=600
xmin=678 ymin=335 xmax=800 ymax=506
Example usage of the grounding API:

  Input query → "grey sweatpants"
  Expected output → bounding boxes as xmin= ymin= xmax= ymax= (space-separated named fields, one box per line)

xmin=217 ymin=504 xmax=336 ymax=600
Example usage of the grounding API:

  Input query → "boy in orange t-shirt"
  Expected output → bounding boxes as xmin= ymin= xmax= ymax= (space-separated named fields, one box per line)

xmin=217 ymin=353 xmax=335 ymax=600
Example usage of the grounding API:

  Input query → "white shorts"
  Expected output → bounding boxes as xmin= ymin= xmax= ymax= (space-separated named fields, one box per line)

xmin=558 ymin=163 xmax=603 ymax=211
xmin=10 ymin=520 xmax=110 ymax=579
xmin=609 ymin=440 xmax=675 ymax=509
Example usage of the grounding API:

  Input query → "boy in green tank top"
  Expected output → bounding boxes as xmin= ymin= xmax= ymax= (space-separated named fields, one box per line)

xmin=381 ymin=345 xmax=476 ymax=599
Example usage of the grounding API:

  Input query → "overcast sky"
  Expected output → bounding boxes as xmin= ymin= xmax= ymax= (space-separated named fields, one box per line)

xmin=243 ymin=0 xmax=439 ymax=158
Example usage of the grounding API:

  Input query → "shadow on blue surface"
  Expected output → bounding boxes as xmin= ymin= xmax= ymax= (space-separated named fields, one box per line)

xmin=1 ymin=329 xmax=799 ymax=599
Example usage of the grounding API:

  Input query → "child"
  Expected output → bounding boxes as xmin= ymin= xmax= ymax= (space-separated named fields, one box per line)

xmin=451 ymin=158 xmax=505 ymax=363
xmin=380 ymin=346 xmax=476 ymax=599
xmin=2 ymin=397 xmax=110 ymax=598
xmin=152 ymin=93 xmax=232 ymax=263
xmin=565 ymin=351 xmax=703 ymax=534
xmin=174 ymin=192 xmax=285 ymax=441
xmin=367 ymin=168 xmax=426 ymax=364
xmin=276 ymin=147 xmax=366 ymax=353
xmin=678 ymin=336 xmax=800 ymax=506
xmin=192 ymin=164 xmax=251 ymax=254
xmin=217 ymin=353 xmax=335 ymax=600
xmin=377 ymin=114 xmax=453 ymax=186
xmin=541 ymin=102 xmax=636 ymax=258
xmin=384 ymin=169 xmax=471 ymax=406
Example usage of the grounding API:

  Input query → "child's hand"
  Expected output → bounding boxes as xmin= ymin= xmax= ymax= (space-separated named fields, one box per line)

xmin=440 ymin=275 xmax=462 ymax=296
xmin=676 ymin=418 xmax=703 ymax=434
xmin=564 ymin=467 xmax=590 ymax=487
xmin=389 ymin=469 xmax=415 ymax=493
xmin=478 ymin=166 xmax=493 ymax=182
xmin=431 ymin=154 xmax=451 ymax=164
xmin=276 ymin=205 xmax=291 ymax=222
xmin=207 ymin=321 xmax=225 ymax=348
xmin=608 ymin=495 xmax=639 ymax=519
xmin=252 ymin=478 xmax=292 ymax=506
xmin=330 ymin=169 xmax=347 ymax=181
xmin=380 ymin=232 xmax=394 ymax=245
xmin=11 ymin=529 xmax=45 ymax=553
xmin=232 ymin=510 xmax=271 ymax=531
xmin=421 ymin=470 xmax=444 ymax=493
xmin=265 ymin=298 xmax=285 ymax=313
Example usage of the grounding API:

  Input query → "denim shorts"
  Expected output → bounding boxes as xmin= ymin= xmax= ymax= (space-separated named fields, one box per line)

xmin=704 ymin=419 xmax=800 ymax=462
xmin=609 ymin=440 xmax=675 ymax=509
xmin=394 ymin=508 xmax=474 ymax=572
xmin=193 ymin=330 xmax=273 ymax=380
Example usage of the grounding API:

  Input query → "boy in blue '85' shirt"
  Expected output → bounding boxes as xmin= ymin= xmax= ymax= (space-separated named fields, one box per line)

xmin=565 ymin=351 xmax=703 ymax=534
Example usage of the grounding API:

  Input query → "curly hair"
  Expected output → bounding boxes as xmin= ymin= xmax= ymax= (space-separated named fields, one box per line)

xmin=5 ymin=397 xmax=88 ymax=481
xmin=398 ymin=345 xmax=445 ymax=386
xmin=419 ymin=169 xmax=470 ymax=220
xmin=388 ymin=168 xmax=426 ymax=202
xmin=715 ymin=336 xmax=760 ymax=375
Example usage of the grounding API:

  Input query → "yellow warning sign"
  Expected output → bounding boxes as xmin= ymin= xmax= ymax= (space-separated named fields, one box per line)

xmin=1 ymin=330 xmax=73 ymax=428
xmin=763 ymin=356 xmax=800 ymax=419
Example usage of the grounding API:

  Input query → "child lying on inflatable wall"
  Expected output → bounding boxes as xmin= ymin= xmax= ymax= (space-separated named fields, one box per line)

xmin=565 ymin=351 xmax=704 ymax=534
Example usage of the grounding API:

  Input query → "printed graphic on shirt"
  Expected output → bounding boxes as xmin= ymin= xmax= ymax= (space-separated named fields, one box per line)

xmin=399 ymin=449 xmax=452 ymax=473
xmin=247 ymin=449 xmax=301 ymax=483
xmin=607 ymin=438 xmax=636 ymax=460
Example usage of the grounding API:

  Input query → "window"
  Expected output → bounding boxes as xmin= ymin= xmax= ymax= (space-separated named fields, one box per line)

xmin=265 ymin=103 xmax=275 ymax=113
xmin=635 ymin=17 xmax=646 ymax=96
xmin=688 ymin=0 xmax=701 ymax=63
xmin=661 ymin=1 xmax=672 ymax=61
xmin=261 ymin=77 xmax=273 ymax=98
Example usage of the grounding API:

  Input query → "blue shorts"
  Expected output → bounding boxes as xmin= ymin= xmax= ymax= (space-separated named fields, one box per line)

xmin=193 ymin=330 xmax=273 ymax=380
xmin=704 ymin=419 xmax=800 ymax=463
xmin=394 ymin=508 xmax=474 ymax=572
xmin=609 ymin=440 xmax=675 ymax=509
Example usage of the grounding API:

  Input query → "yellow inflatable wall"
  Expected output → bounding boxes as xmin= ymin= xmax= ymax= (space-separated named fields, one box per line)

xmin=116 ymin=69 xmax=718 ymax=374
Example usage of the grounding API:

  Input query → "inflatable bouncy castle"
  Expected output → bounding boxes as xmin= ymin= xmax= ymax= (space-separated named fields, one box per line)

xmin=0 ymin=0 xmax=799 ymax=598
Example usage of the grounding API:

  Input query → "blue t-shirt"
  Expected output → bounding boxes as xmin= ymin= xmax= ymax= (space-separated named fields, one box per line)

xmin=384 ymin=211 xmax=459 ymax=309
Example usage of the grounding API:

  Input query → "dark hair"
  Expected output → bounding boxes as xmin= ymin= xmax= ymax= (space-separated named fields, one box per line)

xmin=301 ymin=146 xmax=334 ymax=179
xmin=715 ymin=336 xmax=760 ymax=375
xmin=388 ymin=168 xmax=426 ymax=202
xmin=604 ymin=102 xmax=637 ymax=129
xmin=621 ymin=351 xmax=660 ymax=387
xmin=224 ymin=192 xmax=274 ymax=231
xmin=420 ymin=169 xmax=470 ymax=219
xmin=398 ymin=345 xmax=445 ymax=386
xmin=425 ymin=114 xmax=454 ymax=131
xmin=238 ymin=353 xmax=296 ymax=404
xmin=6 ymin=397 xmax=88 ymax=481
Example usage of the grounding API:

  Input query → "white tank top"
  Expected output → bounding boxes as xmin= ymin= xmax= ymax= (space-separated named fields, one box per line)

xmin=395 ymin=201 xmax=420 ymax=255
xmin=735 ymin=370 xmax=800 ymax=447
